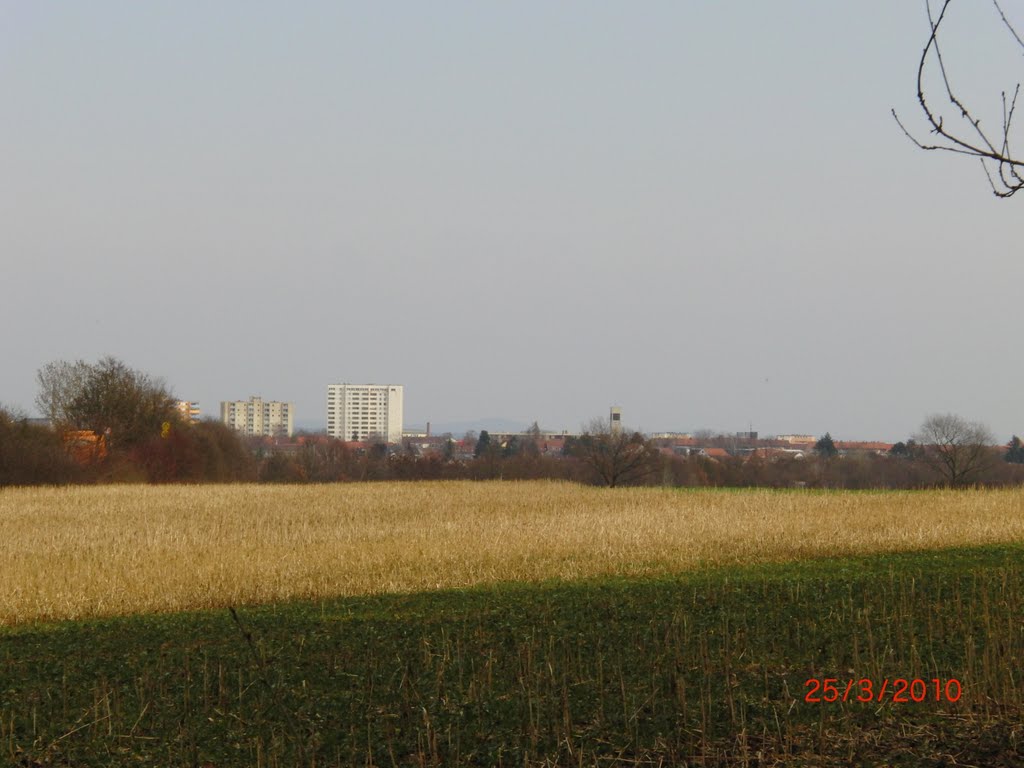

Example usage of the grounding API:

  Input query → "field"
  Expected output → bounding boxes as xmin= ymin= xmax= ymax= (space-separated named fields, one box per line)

xmin=1 ymin=482 xmax=1023 ymax=766
xmin=2 ymin=481 xmax=1024 ymax=624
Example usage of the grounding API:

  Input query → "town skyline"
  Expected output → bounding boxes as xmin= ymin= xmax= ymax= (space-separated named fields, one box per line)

xmin=6 ymin=368 xmax=1021 ymax=446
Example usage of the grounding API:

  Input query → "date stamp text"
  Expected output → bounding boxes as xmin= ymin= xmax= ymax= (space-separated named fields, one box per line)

xmin=804 ymin=677 xmax=962 ymax=703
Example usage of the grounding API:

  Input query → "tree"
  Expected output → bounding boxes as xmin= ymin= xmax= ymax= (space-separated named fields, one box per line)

xmin=567 ymin=418 xmax=659 ymax=488
xmin=474 ymin=430 xmax=491 ymax=458
xmin=35 ymin=359 xmax=92 ymax=425
xmin=296 ymin=437 xmax=352 ymax=482
xmin=502 ymin=436 xmax=520 ymax=458
xmin=520 ymin=421 xmax=543 ymax=457
xmin=814 ymin=433 xmax=838 ymax=458
xmin=471 ymin=429 xmax=504 ymax=479
xmin=0 ymin=405 xmax=81 ymax=486
xmin=35 ymin=357 xmax=178 ymax=451
xmin=890 ymin=439 xmax=922 ymax=460
xmin=895 ymin=0 xmax=1024 ymax=197
xmin=191 ymin=419 xmax=257 ymax=481
xmin=913 ymin=413 xmax=997 ymax=486
xmin=1005 ymin=435 xmax=1024 ymax=463
xmin=259 ymin=452 xmax=307 ymax=483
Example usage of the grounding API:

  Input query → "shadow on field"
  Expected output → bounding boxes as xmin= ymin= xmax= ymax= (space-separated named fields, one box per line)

xmin=1 ymin=546 xmax=1023 ymax=767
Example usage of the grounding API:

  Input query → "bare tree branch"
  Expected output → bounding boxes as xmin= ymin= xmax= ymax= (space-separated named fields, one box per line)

xmin=993 ymin=0 xmax=1024 ymax=50
xmin=895 ymin=0 xmax=1024 ymax=197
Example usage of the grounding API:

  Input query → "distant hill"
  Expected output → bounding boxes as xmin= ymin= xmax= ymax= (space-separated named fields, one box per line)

xmin=414 ymin=418 xmax=531 ymax=437
xmin=293 ymin=418 xmax=536 ymax=438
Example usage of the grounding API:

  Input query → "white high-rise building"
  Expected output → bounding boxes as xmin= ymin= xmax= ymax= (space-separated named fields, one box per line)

xmin=326 ymin=384 xmax=403 ymax=443
xmin=220 ymin=397 xmax=294 ymax=438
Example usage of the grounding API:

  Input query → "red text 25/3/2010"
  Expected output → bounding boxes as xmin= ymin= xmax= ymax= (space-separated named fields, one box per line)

xmin=804 ymin=678 xmax=962 ymax=703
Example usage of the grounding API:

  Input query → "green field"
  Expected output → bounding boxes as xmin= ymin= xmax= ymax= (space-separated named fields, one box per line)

xmin=2 ymin=545 xmax=1022 ymax=767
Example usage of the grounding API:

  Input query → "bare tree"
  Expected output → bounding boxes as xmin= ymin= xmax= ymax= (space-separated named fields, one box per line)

xmin=567 ymin=418 xmax=659 ymax=488
xmin=35 ymin=359 xmax=92 ymax=425
xmin=35 ymin=357 xmax=177 ymax=450
xmin=914 ymin=413 xmax=997 ymax=486
xmin=895 ymin=0 xmax=1024 ymax=197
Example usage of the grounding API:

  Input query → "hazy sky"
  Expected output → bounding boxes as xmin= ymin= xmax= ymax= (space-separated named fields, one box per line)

xmin=3 ymin=2 xmax=1023 ymax=441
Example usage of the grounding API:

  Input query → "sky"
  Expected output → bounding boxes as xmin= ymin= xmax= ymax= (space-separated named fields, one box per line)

xmin=3 ymin=2 xmax=1023 ymax=441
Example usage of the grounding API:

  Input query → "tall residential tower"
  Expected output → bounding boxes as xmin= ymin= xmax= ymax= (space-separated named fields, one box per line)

xmin=326 ymin=384 xmax=403 ymax=443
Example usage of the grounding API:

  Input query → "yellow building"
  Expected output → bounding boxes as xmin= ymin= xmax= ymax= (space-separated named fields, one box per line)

xmin=175 ymin=401 xmax=201 ymax=423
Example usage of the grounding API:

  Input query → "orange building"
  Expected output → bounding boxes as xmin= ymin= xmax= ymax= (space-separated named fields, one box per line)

xmin=62 ymin=430 xmax=108 ymax=465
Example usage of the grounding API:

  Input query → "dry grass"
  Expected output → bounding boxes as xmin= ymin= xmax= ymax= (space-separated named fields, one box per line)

xmin=1 ymin=480 xmax=1023 ymax=624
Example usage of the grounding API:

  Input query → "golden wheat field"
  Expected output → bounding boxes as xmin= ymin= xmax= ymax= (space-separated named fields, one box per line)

xmin=1 ymin=480 xmax=1023 ymax=624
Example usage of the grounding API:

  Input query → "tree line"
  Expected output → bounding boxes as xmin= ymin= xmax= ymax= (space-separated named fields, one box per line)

xmin=2 ymin=357 xmax=1023 ymax=489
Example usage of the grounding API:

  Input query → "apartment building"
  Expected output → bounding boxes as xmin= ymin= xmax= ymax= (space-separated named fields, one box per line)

xmin=175 ymin=400 xmax=201 ymax=423
xmin=220 ymin=396 xmax=294 ymax=438
xmin=326 ymin=384 xmax=403 ymax=443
